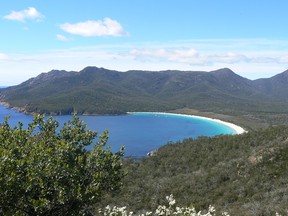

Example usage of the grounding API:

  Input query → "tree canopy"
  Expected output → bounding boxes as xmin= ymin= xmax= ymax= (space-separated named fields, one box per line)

xmin=0 ymin=115 xmax=124 ymax=216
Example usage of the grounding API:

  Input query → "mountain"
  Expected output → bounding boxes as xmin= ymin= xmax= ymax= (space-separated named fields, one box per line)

xmin=0 ymin=67 xmax=288 ymax=116
xmin=253 ymin=69 xmax=288 ymax=101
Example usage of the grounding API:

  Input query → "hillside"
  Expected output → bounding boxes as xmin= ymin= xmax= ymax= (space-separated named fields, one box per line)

xmin=96 ymin=126 xmax=288 ymax=215
xmin=254 ymin=69 xmax=288 ymax=100
xmin=1 ymin=67 xmax=288 ymax=126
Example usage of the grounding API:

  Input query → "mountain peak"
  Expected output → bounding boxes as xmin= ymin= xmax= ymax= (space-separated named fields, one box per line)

xmin=209 ymin=68 xmax=248 ymax=81
xmin=210 ymin=68 xmax=235 ymax=75
xmin=20 ymin=69 xmax=74 ymax=87
xmin=81 ymin=66 xmax=102 ymax=72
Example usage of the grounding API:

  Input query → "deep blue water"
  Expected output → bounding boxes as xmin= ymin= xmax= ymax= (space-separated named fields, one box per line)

xmin=0 ymin=106 xmax=236 ymax=157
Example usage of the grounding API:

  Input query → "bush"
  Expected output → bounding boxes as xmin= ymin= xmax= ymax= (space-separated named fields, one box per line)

xmin=0 ymin=115 xmax=124 ymax=216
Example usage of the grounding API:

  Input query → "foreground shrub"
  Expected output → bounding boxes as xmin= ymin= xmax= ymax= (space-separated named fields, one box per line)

xmin=0 ymin=115 xmax=124 ymax=216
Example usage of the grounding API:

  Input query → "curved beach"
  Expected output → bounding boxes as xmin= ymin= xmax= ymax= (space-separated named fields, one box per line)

xmin=184 ymin=114 xmax=246 ymax=134
xmin=128 ymin=112 xmax=246 ymax=135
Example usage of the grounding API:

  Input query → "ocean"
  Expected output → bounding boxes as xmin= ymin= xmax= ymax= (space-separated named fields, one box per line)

xmin=0 ymin=106 xmax=236 ymax=157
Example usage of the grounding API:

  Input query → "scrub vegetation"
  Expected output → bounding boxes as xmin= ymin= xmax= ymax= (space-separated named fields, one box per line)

xmin=1 ymin=115 xmax=288 ymax=215
xmin=95 ymin=126 xmax=288 ymax=215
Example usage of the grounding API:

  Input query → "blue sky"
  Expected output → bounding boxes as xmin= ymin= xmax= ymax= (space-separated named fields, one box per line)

xmin=1 ymin=0 xmax=288 ymax=85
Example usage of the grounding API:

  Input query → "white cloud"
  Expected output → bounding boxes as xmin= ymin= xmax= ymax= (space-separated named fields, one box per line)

xmin=250 ymin=56 xmax=277 ymax=63
xmin=131 ymin=48 xmax=200 ymax=63
xmin=130 ymin=48 xmax=250 ymax=66
xmin=60 ymin=18 xmax=129 ymax=37
xmin=4 ymin=7 xmax=44 ymax=22
xmin=209 ymin=52 xmax=249 ymax=64
xmin=278 ymin=56 xmax=288 ymax=63
xmin=0 ymin=53 xmax=9 ymax=60
xmin=56 ymin=34 xmax=70 ymax=41
xmin=128 ymin=41 xmax=288 ymax=68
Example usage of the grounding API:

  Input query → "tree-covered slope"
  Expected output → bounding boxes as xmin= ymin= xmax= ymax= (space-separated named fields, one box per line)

xmin=254 ymin=69 xmax=288 ymax=101
xmin=96 ymin=126 xmax=288 ymax=215
xmin=1 ymin=66 xmax=287 ymax=116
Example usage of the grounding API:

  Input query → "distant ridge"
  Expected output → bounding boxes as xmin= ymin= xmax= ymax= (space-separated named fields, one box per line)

xmin=253 ymin=69 xmax=288 ymax=100
xmin=0 ymin=67 xmax=288 ymax=116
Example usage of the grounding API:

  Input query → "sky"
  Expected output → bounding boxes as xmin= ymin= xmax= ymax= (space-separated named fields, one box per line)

xmin=1 ymin=0 xmax=288 ymax=85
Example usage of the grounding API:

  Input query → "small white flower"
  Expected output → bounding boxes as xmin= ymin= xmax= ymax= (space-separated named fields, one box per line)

xmin=166 ymin=194 xmax=176 ymax=206
xmin=208 ymin=205 xmax=215 ymax=213
xmin=99 ymin=194 xmax=284 ymax=216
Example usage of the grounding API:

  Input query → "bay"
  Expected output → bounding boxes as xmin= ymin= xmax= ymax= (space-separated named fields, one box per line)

xmin=0 ymin=106 xmax=236 ymax=157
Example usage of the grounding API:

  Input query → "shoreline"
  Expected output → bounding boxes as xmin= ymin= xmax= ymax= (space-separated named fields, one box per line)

xmin=0 ymin=102 xmax=246 ymax=134
xmin=128 ymin=111 xmax=246 ymax=135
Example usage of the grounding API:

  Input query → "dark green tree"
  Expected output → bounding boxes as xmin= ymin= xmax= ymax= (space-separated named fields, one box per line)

xmin=0 ymin=115 xmax=124 ymax=216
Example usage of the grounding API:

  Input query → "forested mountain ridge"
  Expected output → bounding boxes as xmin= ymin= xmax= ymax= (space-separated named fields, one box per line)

xmin=253 ymin=69 xmax=288 ymax=100
xmin=1 ymin=67 xmax=288 ymax=119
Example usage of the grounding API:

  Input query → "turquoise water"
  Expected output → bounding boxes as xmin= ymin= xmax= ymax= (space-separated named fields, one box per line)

xmin=0 ymin=106 xmax=236 ymax=157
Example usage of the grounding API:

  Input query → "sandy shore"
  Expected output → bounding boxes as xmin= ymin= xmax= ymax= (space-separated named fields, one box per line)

xmin=128 ymin=112 xmax=246 ymax=135
xmin=186 ymin=114 xmax=247 ymax=134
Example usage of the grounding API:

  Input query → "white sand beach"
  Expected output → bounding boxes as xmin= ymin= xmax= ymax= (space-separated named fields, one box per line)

xmin=186 ymin=114 xmax=246 ymax=134
xmin=128 ymin=112 xmax=246 ymax=135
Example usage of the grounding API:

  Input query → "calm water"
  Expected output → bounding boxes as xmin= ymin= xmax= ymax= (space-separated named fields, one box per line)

xmin=0 ymin=106 xmax=236 ymax=157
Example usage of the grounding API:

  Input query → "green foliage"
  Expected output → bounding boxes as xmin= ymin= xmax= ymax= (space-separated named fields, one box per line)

xmin=97 ymin=126 xmax=288 ymax=215
xmin=0 ymin=115 xmax=124 ymax=216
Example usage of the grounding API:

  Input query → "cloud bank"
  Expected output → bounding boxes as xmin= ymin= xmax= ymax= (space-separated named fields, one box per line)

xmin=129 ymin=38 xmax=288 ymax=66
xmin=2 ymin=38 xmax=288 ymax=85
xmin=130 ymin=48 xmax=255 ymax=66
xmin=4 ymin=7 xmax=44 ymax=22
xmin=60 ymin=18 xmax=129 ymax=37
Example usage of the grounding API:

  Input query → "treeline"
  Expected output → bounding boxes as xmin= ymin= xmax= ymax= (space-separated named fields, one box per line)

xmin=95 ymin=126 xmax=288 ymax=215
